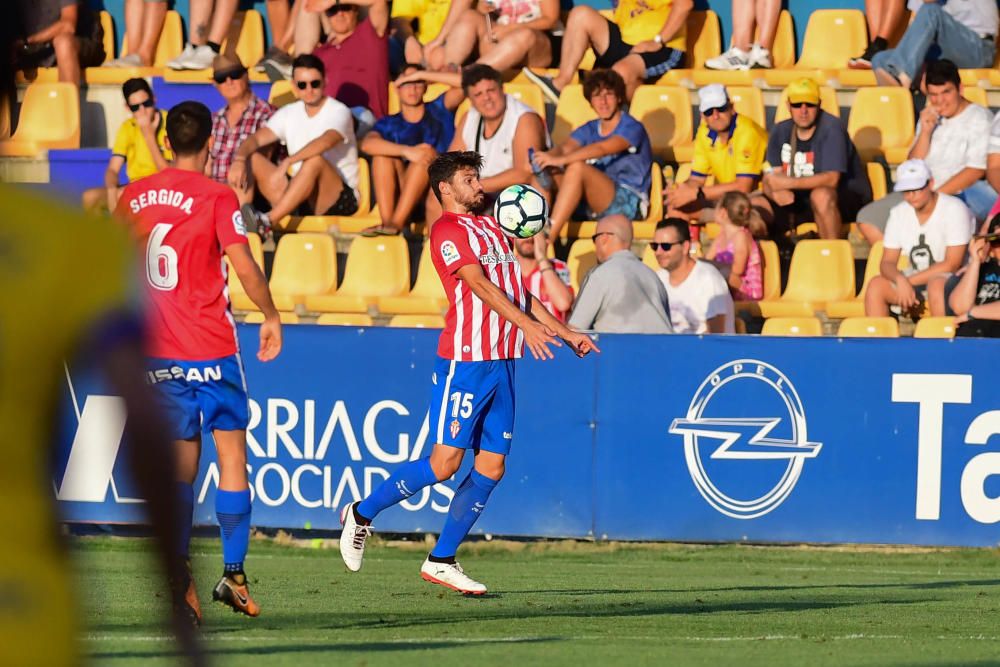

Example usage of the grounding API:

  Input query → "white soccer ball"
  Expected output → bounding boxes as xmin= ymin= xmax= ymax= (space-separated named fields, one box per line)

xmin=493 ymin=184 xmax=548 ymax=239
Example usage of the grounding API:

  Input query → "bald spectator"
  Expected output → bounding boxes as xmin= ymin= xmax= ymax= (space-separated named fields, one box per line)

xmin=569 ymin=215 xmax=673 ymax=334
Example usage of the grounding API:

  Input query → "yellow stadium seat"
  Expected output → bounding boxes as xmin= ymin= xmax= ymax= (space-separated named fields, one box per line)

xmin=963 ymin=86 xmax=988 ymax=106
xmin=354 ymin=158 xmax=372 ymax=216
xmin=735 ymin=239 xmax=780 ymax=316
xmin=567 ymin=239 xmax=598 ymax=293
xmin=389 ymin=314 xmax=446 ymax=328
xmin=244 ymin=311 xmax=300 ymax=324
xmin=867 ymin=162 xmax=888 ymax=201
xmin=388 ymin=82 xmax=451 ymax=115
xmin=826 ymin=241 xmax=891 ymax=318
xmin=275 ymin=216 xmax=335 ymax=233
xmin=758 ymin=240 xmax=855 ymax=317
xmin=580 ymin=47 xmax=597 ymax=70
xmin=305 ymin=236 xmax=409 ymax=312
xmin=0 ymin=95 xmax=12 ymax=140
xmin=0 ymin=83 xmax=80 ymax=156
xmin=641 ymin=244 xmax=659 ymax=271
xmin=838 ymin=316 xmax=899 ymax=337
xmin=847 ymin=87 xmax=915 ymax=163
xmin=162 ymin=10 xmax=265 ymax=82
xmin=764 ymin=10 xmax=868 ymax=87
xmin=770 ymin=10 xmax=796 ymax=69
xmin=773 ymin=85 xmax=839 ymax=123
xmin=728 ymin=86 xmax=765 ymax=128
xmin=504 ymin=83 xmax=546 ymax=118
xmin=87 ymin=10 xmax=183 ymax=83
xmin=228 ymin=232 xmax=265 ymax=311
xmin=658 ymin=11 xmax=722 ymax=84
xmin=269 ymin=233 xmax=338 ymax=311
xmin=914 ymin=316 xmax=957 ymax=338
xmin=642 ymin=164 xmax=664 ymax=225
xmin=100 ymin=10 xmax=116 ymax=62
xmin=552 ymin=84 xmax=597 ymax=146
xmin=629 ymin=86 xmax=694 ymax=162
xmin=761 ymin=316 xmax=823 ymax=336
xmin=378 ymin=243 xmax=449 ymax=314
xmin=316 ymin=313 xmax=374 ymax=326
xmin=269 ymin=79 xmax=296 ymax=107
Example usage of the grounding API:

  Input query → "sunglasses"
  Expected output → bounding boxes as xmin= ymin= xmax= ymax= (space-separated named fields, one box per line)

xmin=295 ymin=79 xmax=323 ymax=90
xmin=649 ymin=241 xmax=682 ymax=251
xmin=128 ymin=98 xmax=154 ymax=112
xmin=326 ymin=4 xmax=356 ymax=15
xmin=789 ymin=102 xmax=818 ymax=109
xmin=213 ymin=67 xmax=247 ymax=84
xmin=591 ymin=231 xmax=613 ymax=242
xmin=701 ymin=106 xmax=728 ymax=117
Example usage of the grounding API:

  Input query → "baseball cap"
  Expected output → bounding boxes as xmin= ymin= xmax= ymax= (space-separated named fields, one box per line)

xmin=698 ymin=84 xmax=729 ymax=113
xmin=893 ymin=159 xmax=932 ymax=192
xmin=786 ymin=78 xmax=820 ymax=105
xmin=212 ymin=53 xmax=245 ymax=76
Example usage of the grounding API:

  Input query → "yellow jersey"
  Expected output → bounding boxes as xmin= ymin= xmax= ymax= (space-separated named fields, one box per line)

xmin=0 ymin=185 xmax=136 ymax=665
xmin=111 ymin=109 xmax=172 ymax=183
xmin=391 ymin=0 xmax=451 ymax=43
xmin=690 ymin=113 xmax=768 ymax=184
xmin=614 ymin=0 xmax=686 ymax=51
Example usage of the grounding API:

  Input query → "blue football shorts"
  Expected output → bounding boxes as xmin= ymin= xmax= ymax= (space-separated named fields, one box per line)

xmin=146 ymin=354 xmax=250 ymax=440
xmin=428 ymin=357 xmax=516 ymax=456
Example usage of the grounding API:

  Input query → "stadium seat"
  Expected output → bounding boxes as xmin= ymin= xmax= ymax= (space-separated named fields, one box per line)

xmin=641 ymin=244 xmax=658 ymax=271
xmin=228 ymin=233 xmax=265 ymax=311
xmin=763 ymin=10 xmax=868 ymax=87
xmin=963 ymin=86 xmax=988 ymax=107
xmin=735 ymin=239 xmax=780 ymax=316
xmin=378 ymin=243 xmax=449 ymax=315
xmin=552 ymin=84 xmax=597 ymax=146
xmin=0 ymin=82 xmax=80 ymax=156
xmin=913 ymin=316 xmax=957 ymax=338
xmin=389 ymin=314 xmax=446 ymax=328
xmin=100 ymin=10 xmax=116 ymax=63
xmin=244 ymin=311 xmax=300 ymax=324
xmin=773 ymin=85 xmax=839 ymax=123
xmin=305 ymin=236 xmax=409 ymax=313
xmin=826 ymin=241 xmax=892 ymax=318
xmin=162 ymin=10 xmax=266 ymax=82
xmin=629 ymin=86 xmax=694 ymax=162
xmin=770 ymin=11 xmax=797 ymax=69
xmin=867 ymin=162 xmax=888 ymax=201
xmin=847 ymin=88 xmax=915 ymax=163
xmin=837 ymin=316 xmax=900 ymax=337
xmin=728 ymin=86 xmax=765 ymax=128
xmin=269 ymin=233 xmax=338 ymax=311
xmin=567 ymin=239 xmax=598 ymax=293
xmin=761 ymin=316 xmax=823 ymax=336
xmin=86 ymin=10 xmax=183 ymax=83
xmin=316 ymin=313 xmax=374 ymax=326
xmin=388 ymin=83 xmax=451 ymax=115
xmin=642 ymin=164 xmax=664 ymax=226
xmin=659 ymin=10 xmax=722 ymax=84
xmin=269 ymin=80 xmax=296 ymax=107
xmin=356 ymin=159 xmax=372 ymax=216
xmin=758 ymin=240 xmax=855 ymax=317
xmin=0 ymin=95 xmax=11 ymax=141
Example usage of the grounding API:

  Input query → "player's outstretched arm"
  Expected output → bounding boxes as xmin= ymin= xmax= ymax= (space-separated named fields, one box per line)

xmin=528 ymin=294 xmax=600 ymax=358
xmin=456 ymin=264 xmax=562 ymax=360
xmin=226 ymin=243 xmax=283 ymax=361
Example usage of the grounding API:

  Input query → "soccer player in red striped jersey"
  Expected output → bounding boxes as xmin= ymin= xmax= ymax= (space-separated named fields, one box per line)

xmin=339 ymin=151 xmax=598 ymax=594
xmin=115 ymin=101 xmax=282 ymax=623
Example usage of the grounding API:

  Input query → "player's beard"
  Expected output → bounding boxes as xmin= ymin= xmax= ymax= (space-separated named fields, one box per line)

xmin=461 ymin=191 xmax=486 ymax=214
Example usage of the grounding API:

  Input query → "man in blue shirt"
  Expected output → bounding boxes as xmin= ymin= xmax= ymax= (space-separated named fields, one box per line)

xmin=532 ymin=69 xmax=653 ymax=244
xmin=361 ymin=63 xmax=465 ymax=236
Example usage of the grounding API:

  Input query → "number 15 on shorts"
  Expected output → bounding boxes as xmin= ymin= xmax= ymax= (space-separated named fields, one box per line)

xmin=450 ymin=391 xmax=473 ymax=438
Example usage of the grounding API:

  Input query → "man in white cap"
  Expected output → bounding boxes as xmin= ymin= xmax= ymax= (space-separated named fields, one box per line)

xmin=664 ymin=83 xmax=768 ymax=234
xmin=865 ymin=158 xmax=974 ymax=318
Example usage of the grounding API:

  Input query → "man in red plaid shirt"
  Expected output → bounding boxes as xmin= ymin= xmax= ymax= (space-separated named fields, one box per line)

xmin=208 ymin=54 xmax=275 ymax=202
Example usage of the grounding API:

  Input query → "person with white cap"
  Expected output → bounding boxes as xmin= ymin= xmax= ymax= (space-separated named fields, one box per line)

xmin=864 ymin=158 xmax=974 ymax=318
xmin=664 ymin=83 xmax=768 ymax=234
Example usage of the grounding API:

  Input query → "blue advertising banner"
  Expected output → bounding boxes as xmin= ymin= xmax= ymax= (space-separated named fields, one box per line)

xmin=55 ymin=326 xmax=1000 ymax=547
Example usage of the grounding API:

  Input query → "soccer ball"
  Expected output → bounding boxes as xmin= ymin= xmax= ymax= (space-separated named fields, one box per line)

xmin=493 ymin=184 xmax=548 ymax=239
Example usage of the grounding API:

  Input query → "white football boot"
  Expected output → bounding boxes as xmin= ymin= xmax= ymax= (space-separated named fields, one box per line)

xmin=420 ymin=559 xmax=488 ymax=595
xmin=339 ymin=502 xmax=371 ymax=572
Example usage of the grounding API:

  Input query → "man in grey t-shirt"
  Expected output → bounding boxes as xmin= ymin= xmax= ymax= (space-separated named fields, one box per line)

xmin=569 ymin=215 xmax=673 ymax=334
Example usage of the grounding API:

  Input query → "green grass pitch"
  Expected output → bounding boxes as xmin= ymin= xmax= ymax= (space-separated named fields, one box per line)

xmin=78 ymin=535 xmax=1000 ymax=666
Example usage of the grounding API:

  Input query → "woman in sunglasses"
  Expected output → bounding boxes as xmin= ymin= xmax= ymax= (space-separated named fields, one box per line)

xmin=82 ymin=77 xmax=171 ymax=213
xmin=950 ymin=214 xmax=1000 ymax=338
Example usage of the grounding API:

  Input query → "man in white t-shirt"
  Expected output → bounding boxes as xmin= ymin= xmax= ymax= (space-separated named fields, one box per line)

xmin=652 ymin=218 xmax=734 ymax=333
xmin=865 ymin=159 xmax=974 ymax=317
xmin=230 ymin=54 xmax=360 ymax=236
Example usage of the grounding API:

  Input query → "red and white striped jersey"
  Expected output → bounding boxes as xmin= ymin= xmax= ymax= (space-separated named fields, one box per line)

xmin=429 ymin=211 xmax=527 ymax=361
xmin=523 ymin=259 xmax=573 ymax=323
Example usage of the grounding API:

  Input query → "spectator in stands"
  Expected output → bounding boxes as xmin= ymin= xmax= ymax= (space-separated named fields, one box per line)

xmin=515 ymin=231 xmax=575 ymax=322
xmin=390 ymin=0 xmax=450 ymax=71
xmin=652 ymin=217 xmax=734 ymax=333
xmin=857 ymin=61 xmax=995 ymax=244
xmin=231 ymin=54 xmax=360 ymax=236
xmin=872 ymin=0 xmax=997 ymax=88
xmin=568 ymin=214 xmax=673 ymax=334
xmin=521 ymin=0 xmax=691 ymax=102
xmin=208 ymin=54 xmax=275 ymax=201
xmin=424 ymin=0 xmax=561 ymax=74
xmin=664 ymin=84 xmax=768 ymax=235
xmin=951 ymin=214 xmax=1000 ymax=338
xmin=13 ymin=0 xmax=105 ymax=84
xmin=848 ymin=0 xmax=906 ymax=69
xmin=167 ymin=0 xmax=238 ymax=71
xmin=81 ymin=78 xmax=171 ymax=213
xmin=448 ymin=64 xmax=549 ymax=202
xmin=533 ymin=69 xmax=652 ymax=244
xmin=255 ymin=0 xmax=297 ymax=75
xmin=360 ymin=63 xmax=465 ymax=236
xmin=290 ymin=0 xmax=389 ymax=120
xmin=864 ymin=159 xmax=973 ymax=318
xmin=756 ymin=78 xmax=871 ymax=240
xmin=108 ymin=0 xmax=166 ymax=67
xmin=705 ymin=0 xmax=779 ymax=70
xmin=706 ymin=191 xmax=764 ymax=301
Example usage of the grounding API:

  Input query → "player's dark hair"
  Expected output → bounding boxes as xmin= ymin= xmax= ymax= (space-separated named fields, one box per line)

xmin=656 ymin=217 xmax=691 ymax=243
xmin=461 ymin=64 xmax=502 ymax=92
xmin=122 ymin=77 xmax=153 ymax=101
xmin=166 ymin=101 xmax=213 ymax=156
xmin=292 ymin=53 xmax=326 ymax=76
xmin=429 ymin=151 xmax=483 ymax=201
xmin=925 ymin=59 xmax=960 ymax=88
xmin=583 ymin=69 xmax=626 ymax=107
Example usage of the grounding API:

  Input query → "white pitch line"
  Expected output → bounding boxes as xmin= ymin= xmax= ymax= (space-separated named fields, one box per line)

xmin=84 ymin=634 xmax=1000 ymax=644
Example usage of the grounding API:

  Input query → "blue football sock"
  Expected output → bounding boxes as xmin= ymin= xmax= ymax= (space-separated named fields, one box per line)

xmin=216 ymin=489 xmax=251 ymax=574
xmin=176 ymin=482 xmax=194 ymax=559
xmin=358 ymin=458 xmax=439 ymax=521
xmin=430 ymin=470 xmax=498 ymax=559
